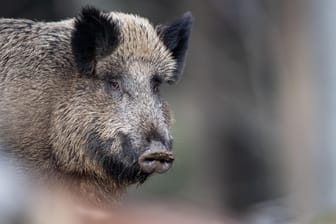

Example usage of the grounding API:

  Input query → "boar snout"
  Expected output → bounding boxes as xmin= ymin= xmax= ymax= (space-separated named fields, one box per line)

xmin=138 ymin=141 xmax=174 ymax=174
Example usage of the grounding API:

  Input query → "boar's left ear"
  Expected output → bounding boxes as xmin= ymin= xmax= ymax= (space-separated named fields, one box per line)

xmin=157 ymin=12 xmax=193 ymax=82
xmin=72 ymin=6 xmax=120 ymax=76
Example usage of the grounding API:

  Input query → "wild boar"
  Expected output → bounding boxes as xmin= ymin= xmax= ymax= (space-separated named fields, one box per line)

xmin=0 ymin=6 xmax=192 ymax=203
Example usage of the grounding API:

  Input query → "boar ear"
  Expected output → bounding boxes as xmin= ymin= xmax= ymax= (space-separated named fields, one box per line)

xmin=72 ymin=6 xmax=120 ymax=76
xmin=157 ymin=12 xmax=193 ymax=81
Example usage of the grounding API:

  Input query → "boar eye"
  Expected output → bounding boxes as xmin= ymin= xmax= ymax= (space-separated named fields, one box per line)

xmin=151 ymin=76 xmax=162 ymax=93
xmin=106 ymin=79 xmax=122 ymax=92
xmin=111 ymin=80 xmax=121 ymax=90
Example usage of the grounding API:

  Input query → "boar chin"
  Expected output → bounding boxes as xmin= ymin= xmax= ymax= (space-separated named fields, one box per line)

xmin=86 ymin=131 xmax=150 ymax=184
xmin=100 ymin=156 xmax=150 ymax=184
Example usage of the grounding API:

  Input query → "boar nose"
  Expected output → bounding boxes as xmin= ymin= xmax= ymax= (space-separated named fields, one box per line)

xmin=138 ymin=141 xmax=174 ymax=174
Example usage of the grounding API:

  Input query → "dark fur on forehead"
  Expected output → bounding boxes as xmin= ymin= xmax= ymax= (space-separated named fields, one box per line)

xmin=157 ymin=12 xmax=193 ymax=82
xmin=72 ymin=6 xmax=120 ymax=76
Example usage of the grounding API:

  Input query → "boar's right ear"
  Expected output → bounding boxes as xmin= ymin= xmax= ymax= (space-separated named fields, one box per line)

xmin=72 ymin=6 xmax=120 ymax=76
xmin=157 ymin=12 xmax=193 ymax=83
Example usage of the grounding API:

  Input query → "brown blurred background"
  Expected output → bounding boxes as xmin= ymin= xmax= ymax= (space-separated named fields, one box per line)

xmin=1 ymin=0 xmax=335 ymax=223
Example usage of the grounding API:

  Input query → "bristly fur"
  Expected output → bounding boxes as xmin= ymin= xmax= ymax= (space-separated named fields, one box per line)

xmin=0 ymin=6 xmax=192 ymax=205
xmin=72 ymin=6 xmax=120 ymax=76
xmin=157 ymin=12 xmax=193 ymax=82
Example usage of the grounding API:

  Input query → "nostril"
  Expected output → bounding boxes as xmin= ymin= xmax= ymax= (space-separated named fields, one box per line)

xmin=144 ymin=158 xmax=155 ymax=162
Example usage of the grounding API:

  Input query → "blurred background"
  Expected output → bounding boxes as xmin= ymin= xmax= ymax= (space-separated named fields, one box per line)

xmin=1 ymin=0 xmax=336 ymax=223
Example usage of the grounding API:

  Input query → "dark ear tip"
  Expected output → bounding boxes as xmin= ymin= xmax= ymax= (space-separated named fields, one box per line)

xmin=181 ymin=11 xmax=194 ymax=27
xmin=80 ymin=5 xmax=101 ymax=15
xmin=182 ymin=11 xmax=193 ymax=21
xmin=179 ymin=11 xmax=194 ymax=32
